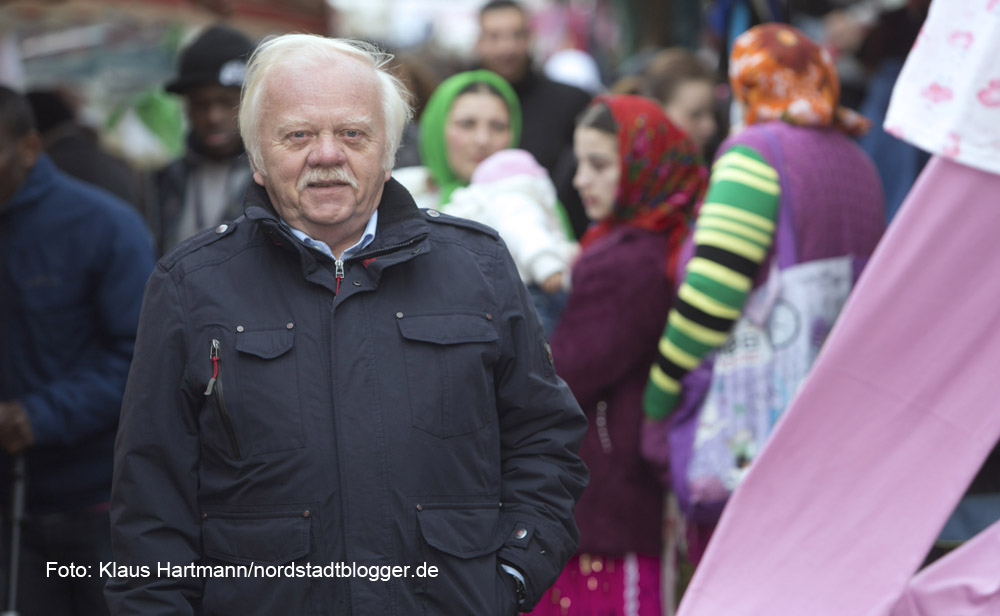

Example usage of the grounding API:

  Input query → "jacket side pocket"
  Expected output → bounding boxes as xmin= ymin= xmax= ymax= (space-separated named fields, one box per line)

xmin=415 ymin=502 xmax=509 ymax=615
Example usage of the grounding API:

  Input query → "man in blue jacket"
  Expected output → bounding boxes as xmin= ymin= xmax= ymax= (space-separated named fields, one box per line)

xmin=107 ymin=35 xmax=588 ymax=615
xmin=0 ymin=86 xmax=155 ymax=615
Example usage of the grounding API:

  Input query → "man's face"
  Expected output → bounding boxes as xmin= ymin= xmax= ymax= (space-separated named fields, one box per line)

xmin=476 ymin=7 xmax=532 ymax=84
xmin=185 ymin=84 xmax=243 ymax=159
xmin=0 ymin=129 xmax=41 ymax=208
xmin=252 ymin=56 xmax=390 ymax=256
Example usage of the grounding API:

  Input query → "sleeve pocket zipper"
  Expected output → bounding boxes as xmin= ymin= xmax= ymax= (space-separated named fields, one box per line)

xmin=204 ymin=338 xmax=242 ymax=460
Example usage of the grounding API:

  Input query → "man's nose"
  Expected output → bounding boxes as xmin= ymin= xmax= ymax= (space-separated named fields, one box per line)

xmin=207 ymin=102 xmax=234 ymax=125
xmin=308 ymin=133 xmax=346 ymax=166
xmin=498 ymin=34 xmax=520 ymax=54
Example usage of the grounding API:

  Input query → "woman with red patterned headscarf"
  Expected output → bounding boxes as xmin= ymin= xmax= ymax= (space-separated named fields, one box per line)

xmin=540 ymin=95 xmax=707 ymax=615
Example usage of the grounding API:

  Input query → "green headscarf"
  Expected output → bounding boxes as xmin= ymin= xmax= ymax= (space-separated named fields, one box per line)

xmin=418 ymin=70 xmax=522 ymax=206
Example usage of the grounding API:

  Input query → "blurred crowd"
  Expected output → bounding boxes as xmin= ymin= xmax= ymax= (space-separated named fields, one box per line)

xmin=2 ymin=0 xmax=998 ymax=614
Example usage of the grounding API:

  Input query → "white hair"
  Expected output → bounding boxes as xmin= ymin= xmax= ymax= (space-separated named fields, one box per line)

xmin=239 ymin=34 xmax=413 ymax=173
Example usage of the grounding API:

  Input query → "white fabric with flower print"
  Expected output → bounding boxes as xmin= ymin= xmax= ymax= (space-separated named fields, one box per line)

xmin=885 ymin=0 xmax=1000 ymax=176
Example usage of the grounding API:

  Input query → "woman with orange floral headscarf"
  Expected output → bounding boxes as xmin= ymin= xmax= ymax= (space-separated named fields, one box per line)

xmin=538 ymin=95 xmax=707 ymax=615
xmin=641 ymin=23 xmax=886 ymax=563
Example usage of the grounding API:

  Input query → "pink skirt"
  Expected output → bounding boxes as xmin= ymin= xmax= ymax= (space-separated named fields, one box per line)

xmin=531 ymin=553 xmax=662 ymax=616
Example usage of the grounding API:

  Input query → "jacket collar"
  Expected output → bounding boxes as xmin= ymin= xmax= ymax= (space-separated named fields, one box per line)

xmin=3 ymin=154 xmax=57 ymax=216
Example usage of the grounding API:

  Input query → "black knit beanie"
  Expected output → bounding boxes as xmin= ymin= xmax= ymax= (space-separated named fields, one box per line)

xmin=164 ymin=25 xmax=255 ymax=94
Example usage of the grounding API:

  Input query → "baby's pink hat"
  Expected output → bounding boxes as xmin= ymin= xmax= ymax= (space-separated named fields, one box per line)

xmin=471 ymin=149 xmax=548 ymax=184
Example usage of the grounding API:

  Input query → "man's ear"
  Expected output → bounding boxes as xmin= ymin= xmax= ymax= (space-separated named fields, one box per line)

xmin=383 ymin=168 xmax=391 ymax=183
xmin=253 ymin=170 xmax=265 ymax=186
xmin=19 ymin=132 xmax=43 ymax=168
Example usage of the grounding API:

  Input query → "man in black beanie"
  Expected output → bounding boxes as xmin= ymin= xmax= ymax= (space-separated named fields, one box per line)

xmin=149 ymin=24 xmax=256 ymax=255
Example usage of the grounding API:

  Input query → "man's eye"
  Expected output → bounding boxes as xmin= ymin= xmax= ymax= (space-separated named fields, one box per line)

xmin=344 ymin=130 xmax=361 ymax=138
xmin=290 ymin=131 xmax=307 ymax=139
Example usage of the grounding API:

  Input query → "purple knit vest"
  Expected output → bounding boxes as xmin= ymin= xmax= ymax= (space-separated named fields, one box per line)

xmin=723 ymin=121 xmax=886 ymax=267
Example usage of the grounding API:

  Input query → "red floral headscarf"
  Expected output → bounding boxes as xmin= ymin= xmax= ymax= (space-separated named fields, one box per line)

xmin=730 ymin=23 xmax=870 ymax=136
xmin=579 ymin=95 xmax=708 ymax=281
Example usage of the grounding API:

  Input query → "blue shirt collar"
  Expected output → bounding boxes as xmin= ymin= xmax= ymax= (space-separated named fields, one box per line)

xmin=281 ymin=209 xmax=378 ymax=260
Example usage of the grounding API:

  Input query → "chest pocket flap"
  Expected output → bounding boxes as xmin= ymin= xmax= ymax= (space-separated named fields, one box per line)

xmin=236 ymin=328 xmax=294 ymax=359
xmin=396 ymin=313 xmax=499 ymax=345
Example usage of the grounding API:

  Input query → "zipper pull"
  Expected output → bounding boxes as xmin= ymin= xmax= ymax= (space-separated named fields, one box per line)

xmin=204 ymin=339 xmax=220 ymax=396
xmin=335 ymin=258 xmax=345 ymax=295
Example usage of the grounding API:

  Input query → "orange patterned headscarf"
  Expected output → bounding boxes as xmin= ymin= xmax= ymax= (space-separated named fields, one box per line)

xmin=729 ymin=23 xmax=870 ymax=136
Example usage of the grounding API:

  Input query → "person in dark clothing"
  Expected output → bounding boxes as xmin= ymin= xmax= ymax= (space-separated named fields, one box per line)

xmin=149 ymin=24 xmax=256 ymax=255
xmin=107 ymin=34 xmax=588 ymax=615
xmin=853 ymin=0 xmax=931 ymax=221
xmin=25 ymin=89 xmax=143 ymax=209
xmin=475 ymin=0 xmax=593 ymax=239
xmin=0 ymin=85 xmax=156 ymax=616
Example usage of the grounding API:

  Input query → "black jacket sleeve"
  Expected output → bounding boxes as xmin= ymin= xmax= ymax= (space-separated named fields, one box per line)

xmin=491 ymin=240 xmax=589 ymax=610
xmin=106 ymin=264 xmax=203 ymax=615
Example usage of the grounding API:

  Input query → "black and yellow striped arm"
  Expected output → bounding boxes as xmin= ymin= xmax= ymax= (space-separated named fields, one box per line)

xmin=644 ymin=145 xmax=780 ymax=419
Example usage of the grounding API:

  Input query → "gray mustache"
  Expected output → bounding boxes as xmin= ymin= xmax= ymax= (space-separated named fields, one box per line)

xmin=297 ymin=167 xmax=359 ymax=191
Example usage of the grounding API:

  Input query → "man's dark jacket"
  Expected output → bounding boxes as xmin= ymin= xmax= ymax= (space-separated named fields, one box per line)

xmin=107 ymin=178 xmax=588 ymax=615
xmin=510 ymin=70 xmax=593 ymax=239
xmin=146 ymin=136 xmax=252 ymax=256
xmin=0 ymin=155 xmax=154 ymax=512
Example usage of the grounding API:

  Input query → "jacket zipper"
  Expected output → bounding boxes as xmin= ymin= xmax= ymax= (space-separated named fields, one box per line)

xmin=204 ymin=339 xmax=242 ymax=460
xmin=346 ymin=238 xmax=423 ymax=264
xmin=332 ymin=238 xmax=423 ymax=296
xmin=266 ymin=218 xmax=425 ymax=270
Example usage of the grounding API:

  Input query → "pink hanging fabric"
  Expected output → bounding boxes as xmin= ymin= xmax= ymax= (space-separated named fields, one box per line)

xmin=889 ymin=518 xmax=1000 ymax=616
xmin=676 ymin=155 xmax=1000 ymax=615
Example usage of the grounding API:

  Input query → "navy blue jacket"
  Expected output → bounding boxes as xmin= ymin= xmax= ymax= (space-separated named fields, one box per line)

xmin=107 ymin=178 xmax=588 ymax=615
xmin=0 ymin=155 xmax=155 ymax=512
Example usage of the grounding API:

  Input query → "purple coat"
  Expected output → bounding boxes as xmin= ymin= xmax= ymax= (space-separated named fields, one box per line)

xmin=550 ymin=225 xmax=674 ymax=556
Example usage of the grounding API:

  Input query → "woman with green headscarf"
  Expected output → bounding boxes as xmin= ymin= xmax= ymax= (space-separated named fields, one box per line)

xmin=393 ymin=69 xmax=521 ymax=208
xmin=394 ymin=69 xmax=578 ymax=334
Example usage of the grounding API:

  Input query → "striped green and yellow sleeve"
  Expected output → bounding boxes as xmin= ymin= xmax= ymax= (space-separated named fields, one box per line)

xmin=643 ymin=145 xmax=780 ymax=419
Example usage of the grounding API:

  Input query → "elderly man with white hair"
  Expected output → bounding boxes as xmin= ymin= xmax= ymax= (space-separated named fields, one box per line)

xmin=106 ymin=34 xmax=588 ymax=616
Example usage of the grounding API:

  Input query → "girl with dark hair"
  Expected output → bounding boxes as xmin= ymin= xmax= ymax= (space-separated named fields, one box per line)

xmin=641 ymin=48 xmax=720 ymax=154
xmin=541 ymin=95 xmax=708 ymax=615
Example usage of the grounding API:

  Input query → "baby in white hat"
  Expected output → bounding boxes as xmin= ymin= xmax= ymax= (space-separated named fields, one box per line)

xmin=448 ymin=149 xmax=579 ymax=333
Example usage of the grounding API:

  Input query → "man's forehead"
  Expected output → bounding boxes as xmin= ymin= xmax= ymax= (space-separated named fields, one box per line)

xmin=481 ymin=7 xmax=528 ymax=32
xmin=268 ymin=55 xmax=378 ymax=90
